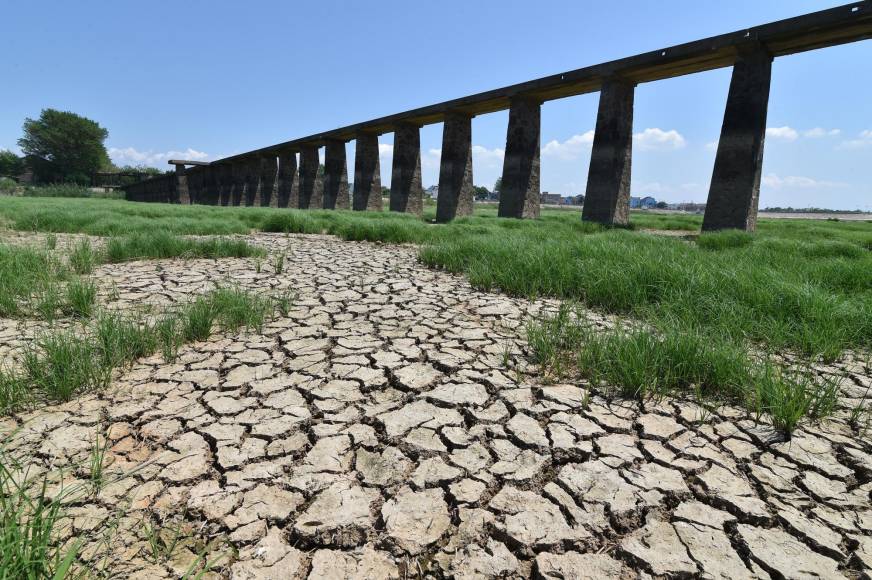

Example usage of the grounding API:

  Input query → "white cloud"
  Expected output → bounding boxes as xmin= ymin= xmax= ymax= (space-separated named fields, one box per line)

xmin=471 ymin=145 xmax=504 ymax=167
xmin=108 ymin=147 xmax=210 ymax=168
xmin=633 ymin=128 xmax=686 ymax=151
xmin=705 ymin=140 xmax=719 ymax=151
xmin=542 ymin=131 xmax=595 ymax=160
xmin=765 ymin=126 xmax=799 ymax=141
xmin=378 ymin=143 xmax=394 ymax=157
xmin=838 ymin=129 xmax=872 ymax=149
xmin=761 ymin=173 xmax=847 ymax=189
xmin=802 ymin=127 xmax=840 ymax=138
xmin=422 ymin=148 xmax=441 ymax=170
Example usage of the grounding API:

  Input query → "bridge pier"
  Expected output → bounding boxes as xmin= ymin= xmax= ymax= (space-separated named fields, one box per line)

xmin=324 ymin=139 xmax=350 ymax=210
xmin=260 ymin=155 xmax=277 ymax=207
xmin=277 ymin=151 xmax=298 ymax=208
xmin=353 ymin=132 xmax=383 ymax=211
xmin=218 ymin=165 xmax=231 ymax=206
xmin=498 ymin=97 xmax=541 ymax=219
xmin=201 ymin=166 xmax=216 ymax=205
xmin=436 ymin=112 xmax=474 ymax=223
xmin=244 ymin=158 xmax=260 ymax=206
xmin=175 ymin=165 xmax=189 ymax=204
xmin=191 ymin=168 xmax=203 ymax=204
xmin=231 ymin=162 xmax=246 ymax=206
xmin=582 ymin=78 xmax=635 ymax=226
xmin=299 ymin=145 xmax=321 ymax=209
xmin=389 ymin=123 xmax=424 ymax=216
xmin=702 ymin=47 xmax=773 ymax=232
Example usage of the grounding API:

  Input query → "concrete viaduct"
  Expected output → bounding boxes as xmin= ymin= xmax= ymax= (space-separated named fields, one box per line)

xmin=123 ymin=2 xmax=872 ymax=231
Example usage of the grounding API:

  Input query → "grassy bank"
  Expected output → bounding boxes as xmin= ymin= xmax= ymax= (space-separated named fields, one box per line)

xmin=0 ymin=287 xmax=284 ymax=413
xmin=0 ymin=230 xmax=262 ymax=320
xmin=1 ymin=196 xmax=869 ymax=431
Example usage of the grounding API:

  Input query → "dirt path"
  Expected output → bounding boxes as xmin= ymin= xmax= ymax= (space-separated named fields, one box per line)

xmin=2 ymin=233 xmax=870 ymax=578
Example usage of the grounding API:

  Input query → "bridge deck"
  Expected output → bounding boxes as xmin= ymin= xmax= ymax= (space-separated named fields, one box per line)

xmin=214 ymin=1 xmax=871 ymax=163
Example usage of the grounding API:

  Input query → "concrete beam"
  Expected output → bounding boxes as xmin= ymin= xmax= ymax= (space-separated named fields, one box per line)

xmin=436 ymin=113 xmax=474 ymax=223
xmin=498 ymin=97 xmax=541 ymax=219
xmin=175 ymin=165 xmax=189 ymax=205
xmin=210 ymin=3 xmax=870 ymax=165
xmin=276 ymin=151 xmax=298 ymax=208
xmin=389 ymin=123 xmax=424 ymax=216
xmin=299 ymin=146 xmax=321 ymax=209
xmin=353 ymin=133 xmax=382 ymax=211
xmin=582 ymin=78 xmax=635 ymax=226
xmin=168 ymin=159 xmax=209 ymax=166
xmin=323 ymin=139 xmax=350 ymax=210
xmin=702 ymin=47 xmax=773 ymax=231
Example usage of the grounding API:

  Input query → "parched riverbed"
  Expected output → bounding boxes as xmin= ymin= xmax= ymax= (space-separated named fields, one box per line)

xmin=2 ymin=232 xmax=870 ymax=578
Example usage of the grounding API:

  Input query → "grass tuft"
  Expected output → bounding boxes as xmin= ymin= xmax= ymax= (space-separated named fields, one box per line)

xmin=527 ymin=304 xmax=842 ymax=435
xmin=105 ymin=231 xmax=263 ymax=263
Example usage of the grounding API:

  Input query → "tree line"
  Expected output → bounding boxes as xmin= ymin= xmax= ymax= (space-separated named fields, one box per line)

xmin=0 ymin=109 xmax=165 ymax=184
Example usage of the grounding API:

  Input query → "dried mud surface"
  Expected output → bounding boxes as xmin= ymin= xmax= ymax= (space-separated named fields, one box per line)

xmin=2 ymin=233 xmax=870 ymax=579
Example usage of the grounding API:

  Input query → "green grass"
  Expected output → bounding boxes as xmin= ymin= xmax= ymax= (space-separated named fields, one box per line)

xmin=0 ymin=231 xmax=262 ymax=321
xmin=0 ymin=287 xmax=288 ymax=413
xmin=0 ymin=196 xmax=868 ymax=431
xmin=0 ymin=446 xmax=80 ymax=579
xmin=104 ymin=231 xmax=264 ymax=262
xmin=0 ymin=244 xmax=70 ymax=319
xmin=527 ymin=304 xmax=842 ymax=436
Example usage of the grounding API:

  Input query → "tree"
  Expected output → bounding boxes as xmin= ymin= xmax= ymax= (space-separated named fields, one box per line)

xmin=473 ymin=185 xmax=490 ymax=201
xmin=656 ymin=201 xmax=668 ymax=209
xmin=18 ymin=109 xmax=110 ymax=184
xmin=493 ymin=177 xmax=502 ymax=194
xmin=0 ymin=149 xmax=24 ymax=177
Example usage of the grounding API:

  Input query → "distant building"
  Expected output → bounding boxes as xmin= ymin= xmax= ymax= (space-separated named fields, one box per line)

xmin=630 ymin=196 xmax=657 ymax=209
xmin=542 ymin=192 xmax=562 ymax=205
xmin=570 ymin=194 xmax=585 ymax=206
xmin=425 ymin=185 xmax=438 ymax=199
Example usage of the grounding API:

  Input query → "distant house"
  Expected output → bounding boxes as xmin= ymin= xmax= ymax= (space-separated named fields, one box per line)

xmin=570 ymin=194 xmax=585 ymax=206
xmin=542 ymin=192 xmax=562 ymax=205
xmin=425 ymin=185 xmax=438 ymax=199
xmin=630 ymin=196 xmax=657 ymax=209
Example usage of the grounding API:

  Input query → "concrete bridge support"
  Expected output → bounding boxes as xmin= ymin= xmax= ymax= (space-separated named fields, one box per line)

xmin=175 ymin=165 xmax=189 ymax=204
xmin=260 ymin=155 xmax=278 ymax=207
xmin=191 ymin=168 xmax=203 ymax=204
xmin=277 ymin=151 xmax=298 ymax=208
xmin=200 ymin=166 xmax=216 ymax=205
xmin=353 ymin=132 xmax=383 ymax=211
xmin=582 ymin=78 xmax=635 ymax=226
xmin=231 ymin=162 xmax=246 ymax=206
xmin=324 ymin=140 xmax=350 ymax=210
xmin=498 ymin=97 xmax=541 ymax=219
xmin=218 ymin=165 xmax=231 ymax=206
xmin=389 ymin=123 xmax=424 ymax=216
xmin=299 ymin=145 xmax=321 ymax=209
xmin=436 ymin=113 xmax=474 ymax=223
xmin=702 ymin=47 xmax=773 ymax=232
xmin=245 ymin=158 xmax=261 ymax=207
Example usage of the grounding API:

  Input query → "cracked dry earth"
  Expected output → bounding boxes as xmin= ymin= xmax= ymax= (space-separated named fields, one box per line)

xmin=2 ymin=232 xmax=872 ymax=579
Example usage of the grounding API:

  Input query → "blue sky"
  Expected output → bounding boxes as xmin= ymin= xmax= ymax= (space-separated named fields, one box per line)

xmin=2 ymin=0 xmax=870 ymax=209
